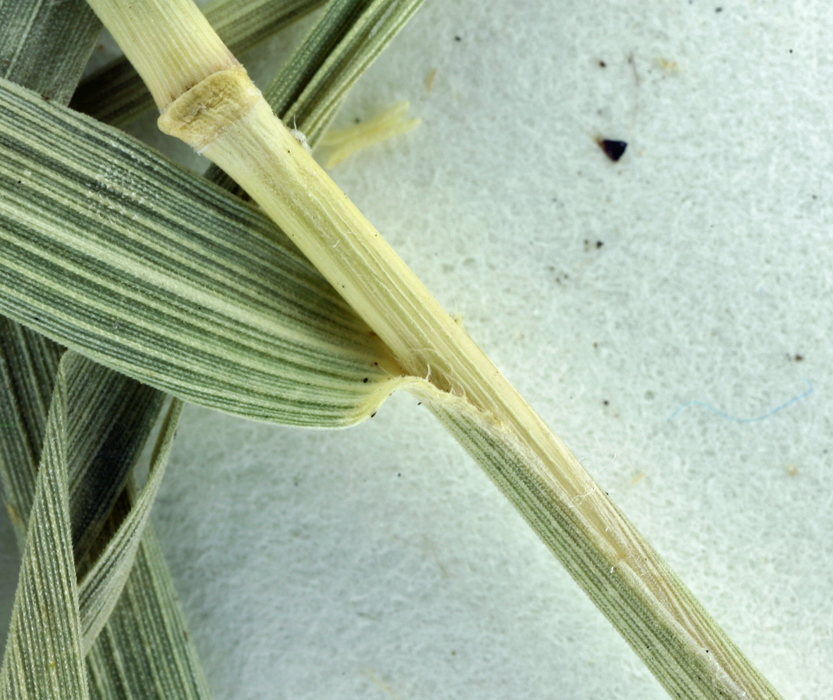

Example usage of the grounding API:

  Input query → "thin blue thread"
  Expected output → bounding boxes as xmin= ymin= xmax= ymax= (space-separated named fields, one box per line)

xmin=666 ymin=378 xmax=813 ymax=424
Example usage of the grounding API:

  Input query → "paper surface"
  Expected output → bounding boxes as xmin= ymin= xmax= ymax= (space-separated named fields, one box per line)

xmin=2 ymin=1 xmax=831 ymax=698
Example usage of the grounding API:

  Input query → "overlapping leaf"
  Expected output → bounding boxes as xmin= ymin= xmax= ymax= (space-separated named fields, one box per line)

xmin=77 ymin=397 xmax=183 ymax=655
xmin=0 ymin=0 xmax=101 ymax=105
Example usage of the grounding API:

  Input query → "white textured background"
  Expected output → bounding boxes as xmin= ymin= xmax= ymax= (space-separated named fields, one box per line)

xmin=3 ymin=0 xmax=833 ymax=698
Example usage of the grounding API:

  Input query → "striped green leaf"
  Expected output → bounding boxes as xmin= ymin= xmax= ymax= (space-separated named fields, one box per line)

xmin=0 ymin=76 xmax=399 ymax=427
xmin=424 ymin=390 xmax=783 ymax=700
xmin=0 ymin=2 xmax=213 ymax=697
xmin=0 ymin=319 xmax=64 ymax=550
xmin=0 ymin=0 xmax=102 ymax=554
xmin=63 ymin=358 xmax=165 ymax=571
xmin=0 ymin=351 xmax=190 ymax=699
xmin=271 ymin=0 xmax=426 ymax=145
xmin=85 ymin=526 xmax=213 ymax=700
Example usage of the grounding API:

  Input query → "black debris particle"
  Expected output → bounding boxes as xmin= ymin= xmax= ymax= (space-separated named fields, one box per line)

xmin=596 ymin=240 xmax=604 ymax=248
xmin=371 ymin=412 xmax=377 ymax=418
xmin=603 ymin=400 xmax=609 ymax=406
xmin=599 ymin=60 xmax=607 ymax=68
xmin=715 ymin=6 xmax=723 ymax=11
xmin=597 ymin=138 xmax=627 ymax=162
xmin=454 ymin=35 xmax=462 ymax=42
xmin=363 ymin=377 xmax=368 ymax=383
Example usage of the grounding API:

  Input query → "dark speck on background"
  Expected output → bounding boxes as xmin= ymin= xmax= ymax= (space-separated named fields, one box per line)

xmin=597 ymin=139 xmax=627 ymax=162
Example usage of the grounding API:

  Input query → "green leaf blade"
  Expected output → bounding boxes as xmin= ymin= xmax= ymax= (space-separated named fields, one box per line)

xmin=0 ymin=76 xmax=399 ymax=427
xmin=424 ymin=388 xmax=784 ymax=700
xmin=0 ymin=358 xmax=88 ymax=700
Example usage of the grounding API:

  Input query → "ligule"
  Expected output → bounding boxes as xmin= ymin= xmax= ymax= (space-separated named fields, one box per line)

xmin=71 ymin=0 xmax=328 ymax=126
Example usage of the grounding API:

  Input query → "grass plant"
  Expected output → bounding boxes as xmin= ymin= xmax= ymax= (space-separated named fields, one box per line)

xmin=0 ymin=0 xmax=790 ymax=698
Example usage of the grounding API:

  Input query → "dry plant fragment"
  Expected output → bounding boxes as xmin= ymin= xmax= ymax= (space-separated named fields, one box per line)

xmin=320 ymin=101 xmax=420 ymax=167
xmin=75 ymin=1 xmax=786 ymax=698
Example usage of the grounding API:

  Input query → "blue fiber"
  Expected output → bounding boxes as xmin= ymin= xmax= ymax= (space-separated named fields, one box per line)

xmin=666 ymin=379 xmax=813 ymax=424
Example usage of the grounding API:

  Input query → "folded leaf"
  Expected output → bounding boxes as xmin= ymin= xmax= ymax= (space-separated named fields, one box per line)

xmin=85 ymin=527 xmax=212 ymax=700
xmin=0 ymin=342 xmax=207 ymax=698
xmin=62 ymin=355 xmax=165 ymax=568
xmin=0 ymin=319 xmax=63 ymax=549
